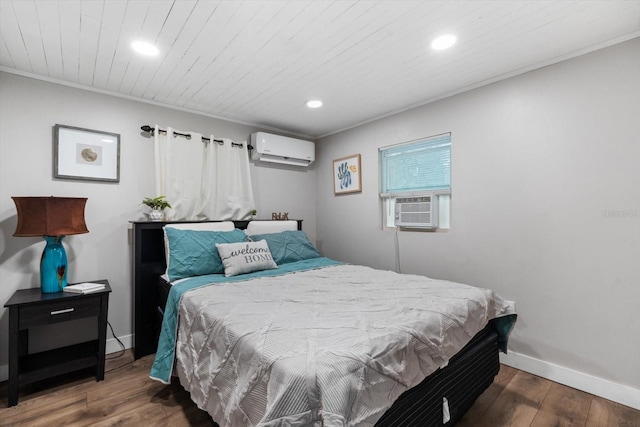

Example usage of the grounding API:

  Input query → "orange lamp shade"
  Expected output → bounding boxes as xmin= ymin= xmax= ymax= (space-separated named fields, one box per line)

xmin=12 ymin=196 xmax=89 ymax=237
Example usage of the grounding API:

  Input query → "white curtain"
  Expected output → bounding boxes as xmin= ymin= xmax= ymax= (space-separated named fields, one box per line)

xmin=154 ymin=125 xmax=255 ymax=221
xmin=208 ymin=138 xmax=255 ymax=219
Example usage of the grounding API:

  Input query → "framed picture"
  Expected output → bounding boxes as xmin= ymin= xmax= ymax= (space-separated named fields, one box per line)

xmin=333 ymin=154 xmax=362 ymax=195
xmin=54 ymin=124 xmax=120 ymax=182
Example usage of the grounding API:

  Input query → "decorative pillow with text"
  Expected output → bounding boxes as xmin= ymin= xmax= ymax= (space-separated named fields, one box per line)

xmin=215 ymin=240 xmax=278 ymax=277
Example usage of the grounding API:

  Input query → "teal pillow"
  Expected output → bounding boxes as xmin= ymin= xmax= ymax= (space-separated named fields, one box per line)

xmin=164 ymin=228 xmax=247 ymax=281
xmin=249 ymin=230 xmax=320 ymax=265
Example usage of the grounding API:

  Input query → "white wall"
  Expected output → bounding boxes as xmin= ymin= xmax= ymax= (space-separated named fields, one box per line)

xmin=0 ymin=72 xmax=317 ymax=376
xmin=316 ymin=38 xmax=640 ymax=407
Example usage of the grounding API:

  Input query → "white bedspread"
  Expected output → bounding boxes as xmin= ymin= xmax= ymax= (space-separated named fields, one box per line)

xmin=175 ymin=264 xmax=515 ymax=426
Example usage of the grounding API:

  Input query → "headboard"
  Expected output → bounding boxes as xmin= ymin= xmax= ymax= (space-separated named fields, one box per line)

xmin=130 ymin=219 xmax=302 ymax=359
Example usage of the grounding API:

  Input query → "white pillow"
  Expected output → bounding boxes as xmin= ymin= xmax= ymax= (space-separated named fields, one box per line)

xmin=164 ymin=221 xmax=235 ymax=231
xmin=245 ymin=220 xmax=297 ymax=236
xmin=215 ymin=240 xmax=278 ymax=277
xmin=163 ymin=221 xmax=235 ymax=276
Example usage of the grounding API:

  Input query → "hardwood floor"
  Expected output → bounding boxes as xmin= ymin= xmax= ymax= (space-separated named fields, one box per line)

xmin=456 ymin=364 xmax=639 ymax=427
xmin=0 ymin=351 xmax=638 ymax=426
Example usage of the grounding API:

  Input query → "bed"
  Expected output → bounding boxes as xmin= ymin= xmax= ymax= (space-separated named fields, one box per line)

xmin=131 ymin=220 xmax=516 ymax=426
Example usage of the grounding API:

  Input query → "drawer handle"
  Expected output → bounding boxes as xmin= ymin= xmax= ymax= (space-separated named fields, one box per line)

xmin=51 ymin=308 xmax=74 ymax=316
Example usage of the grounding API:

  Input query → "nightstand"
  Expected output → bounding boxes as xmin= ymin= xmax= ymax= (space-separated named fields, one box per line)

xmin=4 ymin=280 xmax=111 ymax=407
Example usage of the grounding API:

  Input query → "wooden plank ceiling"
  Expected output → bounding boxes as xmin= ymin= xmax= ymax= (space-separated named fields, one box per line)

xmin=1 ymin=0 xmax=639 ymax=138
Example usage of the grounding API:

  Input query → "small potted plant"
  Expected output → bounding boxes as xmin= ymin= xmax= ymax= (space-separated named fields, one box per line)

xmin=142 ymin=196 xmax=172 ymax=221
xmin=250 ymin=209 xmax=257 ymax=220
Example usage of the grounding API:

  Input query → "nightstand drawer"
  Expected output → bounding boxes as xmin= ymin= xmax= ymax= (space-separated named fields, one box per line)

xmin=19 ymin=296 xmax=101 ymax=329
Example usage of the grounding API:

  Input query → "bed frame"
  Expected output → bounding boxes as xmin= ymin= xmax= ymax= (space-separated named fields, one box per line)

xmin=131 ymin=220 xmax=501 ymax=426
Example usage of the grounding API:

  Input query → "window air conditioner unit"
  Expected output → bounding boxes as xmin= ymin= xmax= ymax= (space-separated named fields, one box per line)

xmin=394 ymin=196 xmax=438 ymax=229
xmin=250 ymin=132 xmax=315 ymax=167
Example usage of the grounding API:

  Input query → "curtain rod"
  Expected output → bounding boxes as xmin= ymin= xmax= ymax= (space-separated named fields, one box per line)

xmin=140 ymin=125 xmax=250 ymax=149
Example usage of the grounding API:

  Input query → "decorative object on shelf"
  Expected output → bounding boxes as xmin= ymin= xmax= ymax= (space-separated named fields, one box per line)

xmin=54 ymin=124 xmax=121 ymax=182
xmin=272 ymin=212 xmax=290 ymax=220
xmin=12 ymin=196 xmax=89 ymax=293
xmin=142 ymin=196 xmax=172 ymax=221
xmin=250 ymin=209 xmax=257 ymax=220
xmin=333 ymin=154 xmax=362 ymax=195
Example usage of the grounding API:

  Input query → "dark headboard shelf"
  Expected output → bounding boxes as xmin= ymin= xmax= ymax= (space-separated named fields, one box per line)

xmin=130 ymin=219 xmax=303 ymax=359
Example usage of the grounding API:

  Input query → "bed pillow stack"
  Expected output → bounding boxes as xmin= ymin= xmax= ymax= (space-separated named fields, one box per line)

xmin=164 ymin=224 xmax=322 ymax=280
xmin=164 ymin=227 xmax=248 ymax=281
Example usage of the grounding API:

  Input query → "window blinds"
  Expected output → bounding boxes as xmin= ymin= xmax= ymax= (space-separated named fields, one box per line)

xmin=379 ymin=133 xmax=451 ymax=194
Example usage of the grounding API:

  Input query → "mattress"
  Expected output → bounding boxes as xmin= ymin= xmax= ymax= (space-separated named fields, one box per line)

xmin=152 ymin=259 xmax=515 ymax=426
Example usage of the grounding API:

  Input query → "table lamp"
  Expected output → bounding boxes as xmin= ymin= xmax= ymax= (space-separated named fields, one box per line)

xmin=12 ymin=196 xmax=89 ymax=293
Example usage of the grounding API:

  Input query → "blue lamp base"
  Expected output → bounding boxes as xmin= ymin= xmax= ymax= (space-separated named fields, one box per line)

xmin=40 ymin=236 xmax=68 ymax=293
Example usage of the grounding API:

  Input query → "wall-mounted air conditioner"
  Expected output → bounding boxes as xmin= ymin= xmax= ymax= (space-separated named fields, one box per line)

xmin=250 ymin=132 xmax=315 ymax=167
xmin=394 ymin=196 xmax=438 ymax=229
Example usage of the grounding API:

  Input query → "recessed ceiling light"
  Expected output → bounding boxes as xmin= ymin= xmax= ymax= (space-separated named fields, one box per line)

xmin=430 ymin=34 xmax=457 ymax=51
xmin=306 ymin=100 xmax=323 ymax=109
xmin=131 ymin=40 xmax=159 ymax=56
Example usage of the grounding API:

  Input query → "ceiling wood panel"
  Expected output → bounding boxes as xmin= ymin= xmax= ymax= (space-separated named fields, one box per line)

xmin=92 ymin=0 xmax=127 ymax=89
xmin=58 ymin=0 xmax=81 ymax=82
xmin=1 ymin=0 xmax=638 ymax=138
xmin=155 ymin=1 xmax=244 ymax=107
xmin=77 ymin=0 xmax=103 ymax=87
xmin=119 ymin=0 xmax=174 ymax=95
xmin=0 ymin=37 xmax=13 ymax=70
xmin=103 ymin=0 xmax=149 ymax=93
xmin=0 ymin=1 xmax=30 ymax=72
xmin=10 ymin=1 xmax=48 ymax=76
xmin=131 ymin=0 xmax=198 ymax=99
xmin=35 ymin=1 xmax=64 ymax=79
xmin=142 ymin=1 xmax=217 ymax=102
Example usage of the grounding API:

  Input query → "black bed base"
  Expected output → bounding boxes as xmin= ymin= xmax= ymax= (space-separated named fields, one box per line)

xmin=375 ymin=322 xmax=499 ymax=426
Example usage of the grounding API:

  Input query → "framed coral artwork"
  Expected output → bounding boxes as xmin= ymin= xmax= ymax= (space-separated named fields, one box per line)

xmin=333 ymin=154 xmax=361 ymax=195
xmin=54 ymin=124 xmax=120 ymax=183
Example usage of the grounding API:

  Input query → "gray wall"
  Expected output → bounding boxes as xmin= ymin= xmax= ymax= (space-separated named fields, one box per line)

xmin=316 ymin=38 xmax=640 ymax=396
xmin=0 ymin=72 xmax=316 ymax=376
xmin=1 ymin=38 xmax=638 ymax=406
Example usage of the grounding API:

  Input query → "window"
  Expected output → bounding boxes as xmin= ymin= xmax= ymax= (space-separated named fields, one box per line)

xmin=379 ymin=133 xmax=451 ymax=230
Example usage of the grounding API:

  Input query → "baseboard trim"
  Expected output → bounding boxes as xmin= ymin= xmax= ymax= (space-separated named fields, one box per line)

xmin=106 ymin=334 xmax=133 ymax=356
xmin=500 ymin=351 xmax=640 ymax=410
xmin=0 ymin=334 xmax=134 ymax=383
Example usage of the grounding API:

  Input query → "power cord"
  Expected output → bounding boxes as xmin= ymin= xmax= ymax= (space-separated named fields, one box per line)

xmin=106 ymin=320 xmax=125 ymax=357
xmin=395 ymin=227 xmax=401 ymax=274
xmin=105 ymin=320 xmax=134 ymax=373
